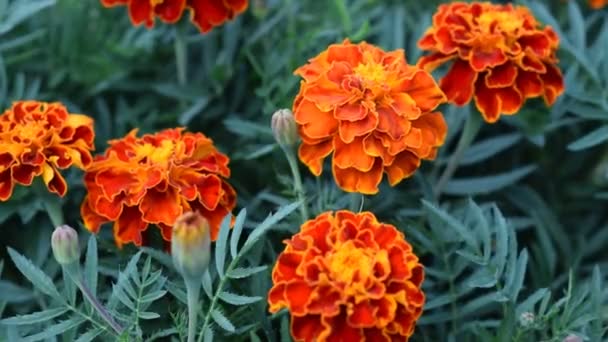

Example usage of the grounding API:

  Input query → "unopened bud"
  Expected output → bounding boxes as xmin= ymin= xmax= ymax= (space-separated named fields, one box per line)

xmin=271 ymin=109 xmax=297 ymax=147
xmin=172 ymin=212 xmax=211 ymax=281
xmin=51 ymin=225 xmax=80 ymax=265
xmin=563 ymin=335 xmax=582 ymax=342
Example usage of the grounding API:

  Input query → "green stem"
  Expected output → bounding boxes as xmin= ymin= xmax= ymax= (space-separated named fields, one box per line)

xmin=185 ymin=278 xmax=201 ymax=342
xmin=434 ymin=110 xmax=482 ymax=199
xmin=174 ymin=26 xmax=188 ymax=87
xmin=284 ymin=147 xmax=309 ymax=222
xmin=63 ymin=263 xmax=124 ymax=335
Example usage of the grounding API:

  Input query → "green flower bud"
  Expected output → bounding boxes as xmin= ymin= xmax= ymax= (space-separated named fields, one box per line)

xmin=51 ymin=225 xmax=80 ymax=265
xmin=172 ymin=211 xmax=211 ymax=281
xmin=271 ymin=109 xmax=297 ymax=147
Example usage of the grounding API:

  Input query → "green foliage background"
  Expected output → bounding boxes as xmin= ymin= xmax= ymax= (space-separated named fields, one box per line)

xmin=0 ymin=0 xmax=606 ymax=341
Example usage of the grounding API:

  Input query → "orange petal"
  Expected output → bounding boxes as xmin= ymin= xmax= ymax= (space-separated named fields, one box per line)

xmin=485 ymin=63 xmax=518 ymax=88
xmin=363 ymin=134 xmax=394 ymax=165
xmin=295 ymin=99 xmax=338 ymax=139
xmin=385 ymin=151 xmax=421 ymax=186
xmin=114 ymin=206 xmax=148 ymax=247
xmin=516 ymin=70 xmax=543 ymax=98
xmin=140 ymin=187 xmax=182 ymax=225
xmin=291 ymin=315 xmax=324 ymax=342
xmin=474 ymin=81 xmax=523 ymax=122
xmin=348 ymin=300 xmax=377 ymax=327
xmin=195 ymin=174 xmax=223 ymax=210
xmin=332 ymin=158 xmax=383 ymax=194
xmin=333 ymin=136 xmax=375 ymax=172
xmin=298 ymin=139 xmax=333 ymax=176
xmin=274 ymin=251 xmax=302 ymax=282
xmin=397 ymin=70 xmax=445 ymax=113
xmin=324 ymin=314 xmax=364 ymax=342
xmin=285 ymin=281 xmax=314 ymax=315
xmin=334 ymin=103 xmax=367 ymax=121
xmin=302 ymin=74 xmax=354 ymax=112
xmin=326 ymin=43 xmax=363 ymax=66
xmin=0 ymin=169 xmax=14 ymax=201
xmin=540 ymin=63 xmax=564 ymax=105
xmin=376 ymin=106 xmax=411 ymax=140
xmin=417 ymin=53 xmax=454 ymax=72
xmin=155 ymin=0 xmax=186 ymax=23
xmin=128 ymin=0 xmax=153 ymax=27
xmin=389 ymin=93 xmax=421 ymax=120
xmin=81 ymin=197 xmax=109 ymax=233
xmin=440 ymin=59 xmax=477 ymax=106
xmin=469 ymin=48 xmax=508 ymax=72
xmin=338 ymin=113 xmax=378 ymax=144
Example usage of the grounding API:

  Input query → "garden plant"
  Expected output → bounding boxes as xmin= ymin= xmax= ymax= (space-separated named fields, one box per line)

xmin=0 ymin=0 xmax=607 ymax=341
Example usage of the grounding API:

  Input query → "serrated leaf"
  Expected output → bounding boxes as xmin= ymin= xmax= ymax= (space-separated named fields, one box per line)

xmin=242 ymin=202 xmax=300 ymax=254
xmin=146 ymin=328 xmax=178 ymax=342
xmin=203 ymin=326 xmax=214 ymax=342
xmin=112 ymin=284 xmax=136 ymax=311
xmin=21 ymin=316 xmax=86 ymax=342
xmin=218 ymin=291 xmax=262 ymax=305
xmin=211 ymin=309 xmax=235 ymax=332
xmin=567 ymin=1 xmax=586 ymax=50
xmin=215 ymin=214 xmax=232 ymax=277
xmin=0 ymin=0 xmax=55 ymax=35
xmin=84 ymin=235 xmax=98 ymax=296
xmin=567 ymin=125 xmax=608 ymax=151
xmin=461 ymin=133 xmax=522 ymax=166
xmin=227 ymin=266 xmax=267 ymax=279
xmin=140 ymin=290 xmax=167 ymax=304
xmin=74 ymin=328 xmax=103 ymax=342
xmin=504 ymin=250 xmax=528 ymax=302
xmin=443 ymin=165 xmax=536 ymax=195
xmin=202 ymin=269 xmax=213 ymax=299
xmin=7 ymin=247 xmax=61 ymax=300
xmin=139 ymin=311 xmax=160 ymax=320
xmin=0 ymin=280 xmax=33 ymax=303
xmin=422 ymin=200 xmax=477 ymax=250
xmin=108 ymin=251 xmax=142 ymax=309
xmin=516 ymin=288 xmax=549 ymax=316
xmin=230 ymin=209 xmax=247 ymax=259
xmin=1 ymin=307 xmax=68 ymax=325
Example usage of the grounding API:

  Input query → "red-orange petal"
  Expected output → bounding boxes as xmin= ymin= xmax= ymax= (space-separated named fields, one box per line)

xmin=440 ymin=59 xmax=477 ymax=106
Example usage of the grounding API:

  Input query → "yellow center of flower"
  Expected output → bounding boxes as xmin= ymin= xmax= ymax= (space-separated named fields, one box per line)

xmin=328 ymin=241 xmax=374 ymax=284
xmin=134 ymin=140 xmax=178 ymax=166
xmin=477 ymin=11 xmax=524 ymax=36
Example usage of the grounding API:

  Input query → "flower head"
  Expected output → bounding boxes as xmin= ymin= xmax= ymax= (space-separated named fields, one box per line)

xmin=268 ymin=211 xmax=425 ymax=342
xmin=81 ymin=128 xmax=236 ymax=247
xmin=589 ymin=0 xmax=608 ymax=9
xmin=100 ymin=0 xmax=248 ymax=33
xmin=0 ymin=101 xmax=95 ymax=201
xmin=294 ymin=40 xmax=447 ymax=194
xmin=172 ymin=211 xmax=211 ymax=280
xmin=418 ymin=2 xmax=564 ymax=123
xmin=51 ymin=225 xmax=80 ymax=265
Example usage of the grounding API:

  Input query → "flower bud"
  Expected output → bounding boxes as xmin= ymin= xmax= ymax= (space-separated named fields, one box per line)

xmin=51 ymin=225 xmax=80 ymax=265
xmin=172 ymin=211 xmax=211 ymax=281
xmin=271 ymin=109 xmax=297 ymax=147
xmin=518 ymin=311 xmax=535 ymax=327
xmin=563 ymin=335 xmax=582 ymax=342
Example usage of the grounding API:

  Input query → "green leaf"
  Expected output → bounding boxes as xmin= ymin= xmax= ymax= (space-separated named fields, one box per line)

xmin=227 ymin=266 xmax=268 ymax=279
xmin=443 ymin=165 xmax=536 ymax=195
xmin=461 ymin=133 xmax=522 ymax=166
xmin=21 ymin=316 xmax=86 ymax=342
xmin=0 ymin=280 xmax=34 ymax=303
xmin=74 ymin=328 xmax=103 ymax=342
xmin=139 ymin=311 xmax=160 ymax=320
xmin=1 ymin=307 xmax=68 ymax=325
xmin=84 ymin=235 xmax=98 ymax=296
xmin=211 ymin=309 xmax=235 ymax=332
xmin=202 ymin=269 xmax=213 ymax=299
xmin=218 ymin=291 xmax=262 ymax=305
xmin=215 ymin=214 xmax=232 ymax=277
xmin=422 ymin=200 xmax=477 ymax=250
xmin=567 ymin=1 xmax=586 ymax=50
xmin=230 ymin=208 xmax=247 ymax=259
xmin=567 ymin=125 xmax=608 ymax=151
xmin=203 ymin=326 xmax=214 ymax=342
xmin=516 ymin=288 xmax=549 ymax=316
xmin=140 ymin=290 xmax=167 ymax=304
xmin=0 ymin=0 xmax=56 ymax=35
xmin=242 ymin=201 xmax=300 ymax=254
xmin=6 ymin=247 xmax=61 ymax=300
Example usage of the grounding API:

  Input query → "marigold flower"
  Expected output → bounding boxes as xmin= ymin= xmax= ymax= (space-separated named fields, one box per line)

xmin=417 ymin=2 xmax=564 ymax=123
xmin=100 ymin=0 xmax=248 ymax=33
xmin=589 ymin=0 xmax=608 ymax=8
xmin=268 ymin=210 xmax=425 ymax=342
xmin=0 ymin=101 xmax=94 ymax=201
xmin=294 ymin=40 xmax=447 ymax=194
xmin=80 ymin=128 xmax=236 ymax=247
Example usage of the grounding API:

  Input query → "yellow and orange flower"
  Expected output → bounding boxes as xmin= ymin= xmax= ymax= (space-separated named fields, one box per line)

xmin=0 ymin=101 xmax=94 ymax=201
xmin=268 ymin=211 xmax=425 ymax=342
xmin=294 ymin=40 xmax=447 ymax=195
xmin=100 ymin=0 xmax=248 ymax=33
xmin=417 ymin=2 xmax=564 ymax=123
xmin=589 ymin=0 xmax=608 ymax=8
xmin=80 ymin=128 xmax=236 ymax=247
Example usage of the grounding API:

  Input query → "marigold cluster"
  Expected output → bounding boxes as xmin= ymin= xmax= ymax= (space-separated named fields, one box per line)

xmin=0 ymin=101 xmax=94 ymax=201
xmin=100 ymin=0 xmax=248 ymax=33
xmin=81 ymin=128 xmax=236 ymax=247
xmin=268 ymin=211 xmax=425 ymax=342
xmin=294 ymin=40 xmax=447 ymax=195
xmin=589 ymin=0 xmax=608 ymax=9
xmin=418 ymin=2 xmax=564 ymax=123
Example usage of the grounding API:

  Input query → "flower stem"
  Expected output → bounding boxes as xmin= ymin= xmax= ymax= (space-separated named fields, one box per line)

xmin=284 ymin=147 xmax=309 ymax=222
xmin=174 ymin=26 xmax=188 ymax=87
xmin=433 ymin=109 xmax=482 ymax=199
xmin=185 ymin=277 xmax=201 ymax=342
xmin=63 ymin=263 xmax=124 ymax=336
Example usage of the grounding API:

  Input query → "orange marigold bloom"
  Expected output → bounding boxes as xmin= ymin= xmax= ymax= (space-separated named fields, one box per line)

xmin=589 ymin=0 xmax=608 ymax=8
xmin=294 ymin=40 xmax=447 ymax=195
xmin=100 ymin=0 xmax=248 ymax=33
xmin=268 ymin=211 xmax=425 ymax=342
xmin=80 ymin=128 xmax=236 ymax=247
xmin=0 ymin=101 xmax=94 ymax=201
xmin=417 ymin=2 xmax=564 ymax=123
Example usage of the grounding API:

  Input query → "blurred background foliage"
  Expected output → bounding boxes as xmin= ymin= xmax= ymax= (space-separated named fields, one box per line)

xmin=0 ymin=0 xmax=606 ymax=341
